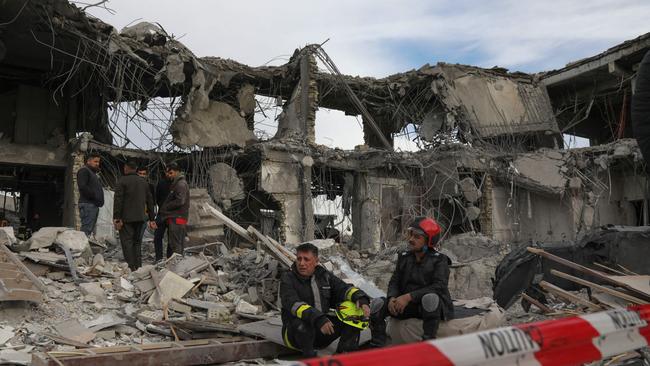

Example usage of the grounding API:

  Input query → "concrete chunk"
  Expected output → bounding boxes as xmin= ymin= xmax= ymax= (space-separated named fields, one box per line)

xmin=148 ymin=270 xmax=194 ymax=307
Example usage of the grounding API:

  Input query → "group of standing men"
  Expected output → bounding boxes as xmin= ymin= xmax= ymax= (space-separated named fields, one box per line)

xmin=76 ymin=153 xmax=190 ymax=270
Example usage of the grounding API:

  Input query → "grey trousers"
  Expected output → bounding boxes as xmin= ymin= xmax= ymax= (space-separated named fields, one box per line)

xmin=167 ymin=220 xmax=186 ymax=256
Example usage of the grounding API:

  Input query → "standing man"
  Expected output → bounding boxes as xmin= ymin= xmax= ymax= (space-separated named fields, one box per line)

xmin=153 ymin=168 xmax=171 ymax=261
xmin=136 ymin=165 xmax=156 ymax=240
xmin=113 ymin=160 xmax=156 ymax=271
xmin=368 ymin=217 xmax=454 ymax=346
xmin=280 ymin=243 xmax=371 ymax=357
xmin=77 ymin=153 xmax=104 ymax=237
xmin=158 ymin=163 xmax=189 ymax=256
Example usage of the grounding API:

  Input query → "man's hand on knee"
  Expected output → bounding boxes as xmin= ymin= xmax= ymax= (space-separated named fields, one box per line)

xmin=393 ymin=293 xmax=412 ymax=315
xmin=320 ymin=320 xmax=335 ymax=335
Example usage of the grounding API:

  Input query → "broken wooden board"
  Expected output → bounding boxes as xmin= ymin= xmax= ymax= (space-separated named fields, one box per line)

xmin=201 ymin=204 xmax=254 ymax=243
xmin=32 ymin=339 xmax=293 ymax=366
xmin=248 ymin=227 xmax=293 ymax=268
xmin=606 ymin=275 xmax=650 ymax=297
xmin=539 ymin=280 xmax=602 ymax=311
xmin=0 ymin=244 xmax=45 ymax=303
xmin=528 ymin=247 xmax=650 ymax=302
xmin=549 ymin=269 xmax=647 ymax=305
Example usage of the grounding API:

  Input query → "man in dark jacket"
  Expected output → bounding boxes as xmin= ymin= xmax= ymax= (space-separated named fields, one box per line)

xmin=281 ymin=243 xmax=371 ymax=357
xmin=77 ymin=153 xmax=104 ymax=237
xmin=158 ymin=163 xmax=189 ymax=256
xmin=369 ymin=217 xmax=453 ymax=346
xmin=113 ymin=161 xmax=156 ymax=270
xmin=153 ymin=170 xmax=171 ymax=261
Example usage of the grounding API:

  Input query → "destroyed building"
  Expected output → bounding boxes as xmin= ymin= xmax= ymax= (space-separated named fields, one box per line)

xmin=2 ymin=1 xmax=649 ymax=252
xmin=1 ymin=0 xmax=650 ymax=364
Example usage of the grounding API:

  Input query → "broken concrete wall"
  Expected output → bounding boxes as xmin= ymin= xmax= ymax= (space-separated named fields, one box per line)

xmin=208 ymin=163 xmax=245 ymax=210
xmin=274 ymin=53 xmax=318 ymax=143
xmin=259 ymin=149 xmax=314 ymax=243
xmin=172 ymin=99 xmax=256 ymax=148
xmin=187 ymin=189 xmax=224 ymax=242
xmin=430 ymin=64 xmax=561 ymax=143
xmin=351 ymin=174 xmax=407 ymax=250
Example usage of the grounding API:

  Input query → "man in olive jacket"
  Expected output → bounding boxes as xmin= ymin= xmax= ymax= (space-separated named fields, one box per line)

xmin=369 ymin=217 xmax=454 ymax=346
xmin=280 ymin=243 xmax=371 ymax=357
xmin=113 ymin=161 xmax=156 ymax=270
xmin=158 ymin=163 xmax=189 ymax=256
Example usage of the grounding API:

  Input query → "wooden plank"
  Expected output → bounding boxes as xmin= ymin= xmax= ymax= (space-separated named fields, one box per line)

xmin=593 ymin=262 xmax=627 ymax=276
xmin=247 ymin=227 xmax=293 ymax=268
xmin=201 ymin=204 xmax=254 ymax=243
xmin=549 ymin=269 xmax=647 ymax=305
xmin=1 ymin=244 xmax=45 ymax=291
xmin=539 ymin=280 xmax=602 ymax=311
xmin=527 ymin=247 xmax=650 ymax=301
xmin=606 ymin=275 xmax=650 ymax=296
xmin=521 ymin=293 xmax=553 ymax=314
xmin=268 ymin=237 xmax=296 ymax=262
xmin=31 ymin=339 xmax=293 ymax=366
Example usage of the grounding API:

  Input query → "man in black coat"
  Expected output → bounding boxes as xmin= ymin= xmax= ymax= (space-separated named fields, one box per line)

xmin=368 ymin=217 xmax=454 ymax=346
xmin=153 ymin=170 xmax=171 ymax=261
xmin=280 ymin=243 xmax=371 ymax=357
xmin=77 ymin=153 xmax=104 ymax=237
xmin=113 ymin=161 xmax=156 ymax=270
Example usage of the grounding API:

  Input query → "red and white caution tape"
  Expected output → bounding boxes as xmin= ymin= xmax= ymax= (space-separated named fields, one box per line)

xmin=294 ymin=305 xmax=650 ymax=366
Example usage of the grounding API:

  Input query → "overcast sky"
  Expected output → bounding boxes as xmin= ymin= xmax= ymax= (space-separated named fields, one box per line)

xmin=88 ymin=1 xmax=650 ymax=150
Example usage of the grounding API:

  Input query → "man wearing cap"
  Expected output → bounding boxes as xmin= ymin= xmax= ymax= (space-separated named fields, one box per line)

xmin=280 ymin=242 xmax=371 ymax=357
xmin=368 ymin=216 xmax=454 ymax=346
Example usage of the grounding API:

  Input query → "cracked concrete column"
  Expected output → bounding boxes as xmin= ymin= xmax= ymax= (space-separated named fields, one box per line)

xmin=351 ymin=172 xmax=381 ymax=251
xmin=260 ymin=150 xmax=314 ymax=243
xmin=274 ymin=53 xmax=318 ymax=143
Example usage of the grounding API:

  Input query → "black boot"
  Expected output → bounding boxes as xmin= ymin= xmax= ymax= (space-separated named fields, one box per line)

xmin=422 ymin=317 xmax=440 ymax=340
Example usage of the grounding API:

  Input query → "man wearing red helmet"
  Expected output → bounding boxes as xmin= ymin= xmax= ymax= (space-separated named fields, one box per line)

xmin=368 ymin=216 xmax=454 ymax=346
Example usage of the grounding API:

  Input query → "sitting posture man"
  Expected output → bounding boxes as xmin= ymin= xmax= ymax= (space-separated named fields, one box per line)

xmin=369 ymin=217 xmax=454 ymax=346
xmin=281 ymin=243 xmax=371 ymax=357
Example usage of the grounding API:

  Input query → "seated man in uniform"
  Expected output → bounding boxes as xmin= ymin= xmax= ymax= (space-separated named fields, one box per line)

xmin=280 ymin=243 xmax=371 ymax=357
xmin=368 ymin=217 xmax=454 ymax=346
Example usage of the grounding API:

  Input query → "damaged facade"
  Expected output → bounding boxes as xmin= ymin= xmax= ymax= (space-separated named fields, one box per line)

xmin=1 ymin=0 xmax=650 ymax=363
xmin=1 ymin=0 xmax=649 ymax=263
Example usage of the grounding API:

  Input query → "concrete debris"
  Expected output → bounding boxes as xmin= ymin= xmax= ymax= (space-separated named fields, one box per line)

xmin=208 ymin=163 xmax=246 ymax=205
xmin=0 ymin=325 xmax=15 ymax=345
xmin=54 ymin=319 xmax=96 ymax=344
xmin=54 ymin=230 xmax=91 ymax=255
xmin=147 ymin=270 xmax=194 ymax=307
xmin=458 ymin=177 xmax=481 ymax=203
xmin=172 ymin=100 xmax=257 ymax=148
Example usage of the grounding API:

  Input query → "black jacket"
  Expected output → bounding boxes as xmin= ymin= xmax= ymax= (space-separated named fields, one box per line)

xmin=158 ymin=175 xmax=190 ymax=220
xmin=77 ymin=166 xmax=104 ymax=207
xmin=387 ymin=250 xmax=454 ymax=320
xmin=155 ymin=178 xmax=171 ymax=207
xmin=280 ymin=264 xmax=370 ymax=329
xmin=113 ymin=173 xmax=155 ymax=223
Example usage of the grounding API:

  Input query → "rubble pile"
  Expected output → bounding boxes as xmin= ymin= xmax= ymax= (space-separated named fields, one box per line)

xmin=0 ymin=226 xmax=289 ymax=364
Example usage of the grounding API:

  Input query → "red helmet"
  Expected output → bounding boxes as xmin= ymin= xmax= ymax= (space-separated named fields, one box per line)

xmin=408 ymin=217 xmax=441 ymax=248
